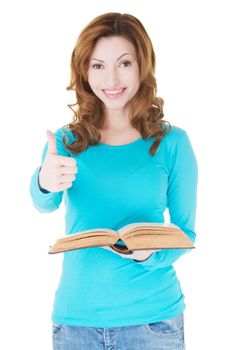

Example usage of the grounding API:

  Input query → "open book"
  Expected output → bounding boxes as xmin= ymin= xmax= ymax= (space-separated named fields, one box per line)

xmin=49 ymin=222 xmax=194 ymax=255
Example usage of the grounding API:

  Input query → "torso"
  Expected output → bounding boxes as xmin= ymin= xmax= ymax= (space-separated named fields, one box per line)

xmin=99 ymin=128 xmax=142 ymax=146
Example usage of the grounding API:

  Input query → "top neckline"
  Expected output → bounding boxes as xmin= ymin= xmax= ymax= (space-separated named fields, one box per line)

xmin=98 ymin=137 xmax=145 ymax=148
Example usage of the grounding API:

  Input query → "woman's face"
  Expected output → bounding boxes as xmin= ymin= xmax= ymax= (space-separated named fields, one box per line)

xmin=87 ymin=36 xmax=140 ymax=113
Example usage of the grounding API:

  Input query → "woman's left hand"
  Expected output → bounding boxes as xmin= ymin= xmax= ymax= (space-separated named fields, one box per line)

xmin=101 ymin=246 xmax=161 ymax=261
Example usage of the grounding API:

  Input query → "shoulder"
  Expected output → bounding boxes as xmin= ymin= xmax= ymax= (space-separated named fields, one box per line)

xmin=158 ymin=124 xmax=197 ymax=163
xmin=163 ymin=124 xmax=187 ymax=141
xmin=160 ymin=124 xmax=188 ymax=150
xmin=162 ymin=124 xmax=197 ymax=169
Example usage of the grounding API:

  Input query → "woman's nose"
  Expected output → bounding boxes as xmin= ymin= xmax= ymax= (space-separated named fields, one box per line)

xmin=105 ymin=68 xmax=120 ymax=87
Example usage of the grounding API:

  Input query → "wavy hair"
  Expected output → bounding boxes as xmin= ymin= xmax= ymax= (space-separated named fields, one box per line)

xmin=63 ymin=12 xmax=171 ymax=156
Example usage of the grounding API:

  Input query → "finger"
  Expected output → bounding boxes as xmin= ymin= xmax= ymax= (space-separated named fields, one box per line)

xmin=46 ymin=130 xmax=58 ymax=155
xmin=101 ymin=246 xmax=120 ymax=255
xmin=56 ymin=155 xmax=77 ymax=167
xmin=60 ymin=165 xmax=78 ymax=175
xmin=101 ymin=246 xmax=131 ymax=258
xmin=59 ymin=174 xmax=76 ymax=183
xmin=57 ymin=182 xmax=73 ymax=192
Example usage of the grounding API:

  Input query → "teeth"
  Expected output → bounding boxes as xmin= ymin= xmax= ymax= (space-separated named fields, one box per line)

xmin=105 ymin=89 xmax=124 ymax=95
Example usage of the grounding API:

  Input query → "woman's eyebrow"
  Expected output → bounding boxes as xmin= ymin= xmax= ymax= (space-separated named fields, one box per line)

xmin=89 ymin=52 xmax=132 ymax=63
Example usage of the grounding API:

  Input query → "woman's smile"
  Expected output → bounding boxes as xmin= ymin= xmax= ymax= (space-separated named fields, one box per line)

xmin=102 ymin=88 xmax=127 ymax=99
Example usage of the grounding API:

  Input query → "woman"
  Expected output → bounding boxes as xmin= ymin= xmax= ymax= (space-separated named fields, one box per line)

xmin=30 ymin=12 xmax=198 ymax=350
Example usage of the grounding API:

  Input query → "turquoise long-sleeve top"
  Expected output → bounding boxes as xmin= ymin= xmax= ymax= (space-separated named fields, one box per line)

xmin=30 ymin=124 xmax=198 ymax=327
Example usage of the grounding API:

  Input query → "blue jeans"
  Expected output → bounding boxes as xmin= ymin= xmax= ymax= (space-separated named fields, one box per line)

xmin=52 ymin=313 xmax=185 ymax=349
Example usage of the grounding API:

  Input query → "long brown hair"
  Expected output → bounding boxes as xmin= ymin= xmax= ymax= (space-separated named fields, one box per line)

xmin=63 ymin=12 xmax=171 ymax=156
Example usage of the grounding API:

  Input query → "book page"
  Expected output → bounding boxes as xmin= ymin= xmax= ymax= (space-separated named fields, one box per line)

xmin=56 ymin=227 xmax=116 ymax=240
xmin=118 ymin=222 xmax=179 ymax=235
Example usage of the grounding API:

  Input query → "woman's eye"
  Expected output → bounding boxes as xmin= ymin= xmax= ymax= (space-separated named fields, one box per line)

xmin=92 ymin=64 xmax=102 ymax=69
xmin=121 ymin=61 xmax=131 ymax=67
xmin=92 ymin=61 xmax=131 ymax=69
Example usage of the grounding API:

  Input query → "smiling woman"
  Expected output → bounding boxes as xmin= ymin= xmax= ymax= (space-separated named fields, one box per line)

xmin=63 ymin=12 xmax=170 ymax=156
xmin=30 ymin=11 xmax=198 ymax=350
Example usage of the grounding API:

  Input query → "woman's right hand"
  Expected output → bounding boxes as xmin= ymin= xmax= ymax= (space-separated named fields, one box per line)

xmin=38 ymin=130 xmax=78 ymax=193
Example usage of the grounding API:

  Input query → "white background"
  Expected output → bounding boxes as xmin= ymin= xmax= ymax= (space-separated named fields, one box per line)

xmin=0 ymin=0 xmax=233 ymax=349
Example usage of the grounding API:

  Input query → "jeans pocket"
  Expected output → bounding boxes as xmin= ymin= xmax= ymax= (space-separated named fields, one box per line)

xmin=145 ymin=313 xmax=184 ymax=337
xmin=52 ymin=323 xmax=64 ymax=337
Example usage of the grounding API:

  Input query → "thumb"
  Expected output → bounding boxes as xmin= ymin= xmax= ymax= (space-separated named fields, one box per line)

xmin=46 ymin=130 xmax=58 ymax=155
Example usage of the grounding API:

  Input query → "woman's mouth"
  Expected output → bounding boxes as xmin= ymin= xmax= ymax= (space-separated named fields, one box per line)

xmin=102 ymin=88 xmax=127 ymax=99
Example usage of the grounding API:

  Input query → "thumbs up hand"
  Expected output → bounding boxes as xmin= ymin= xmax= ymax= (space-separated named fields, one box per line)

xmin=38 ymin=130 xmax=78 ymax=193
